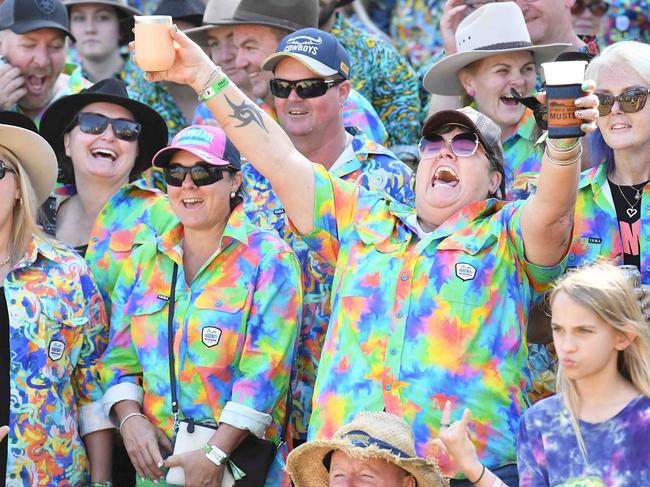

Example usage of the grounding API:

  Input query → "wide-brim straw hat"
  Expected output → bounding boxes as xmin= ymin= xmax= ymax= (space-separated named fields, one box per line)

xmin=184 ymin=0 xmax=240 ymax=45
xmin=423 ymin=2 xmax=569 ymax=96
xmin=286 ymin=412 xmax=449 ymax=487
xmin=0 ymin=112 xmax=57 ymax=205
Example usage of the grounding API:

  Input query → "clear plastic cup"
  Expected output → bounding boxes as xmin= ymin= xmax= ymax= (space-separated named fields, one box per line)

xmin=133 ymin=15 xmax=175 ymax=72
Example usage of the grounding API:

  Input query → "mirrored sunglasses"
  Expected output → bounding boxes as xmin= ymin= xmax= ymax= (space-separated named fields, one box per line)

xmin=68 ymin=112 xmax=141 ymax=142
xmin=164 ymin=163 xmax=234 ymax=187
xmin=0 ymin=160 xmax=16 ymax=180
xmin=596 ymin=88 xmax=650 ymax=117
xmin=570 ymin=0 xmax=609 ymax=16
xmin=418 ymin=132 xmax=480 ymax=159
xmin=269 ymin=78 xmax=344 ymax=99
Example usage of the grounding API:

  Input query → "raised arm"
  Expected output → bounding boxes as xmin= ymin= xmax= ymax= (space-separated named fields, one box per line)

xmin=142 ymin=27 xmax=316 ymax=234
xmin=520 ymin=84 xmax=599 ymax=266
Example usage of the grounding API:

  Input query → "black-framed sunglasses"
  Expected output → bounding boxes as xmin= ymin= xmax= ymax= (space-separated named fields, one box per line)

xmin=418 ymin=132 xmax=480 ymax=159
xmin=570 ymin=0 xmax=609 ymax=16
xmin=596 ymin=88 xmax=650 ymax=117
xmin=0 ymin=160 xmax=16 ymax=180
xmin=68 ymin=112 xmax=142 ymax=142
xmin=269 ymin=78 xmax=344 ymax=99
xmin=163 ymin=163 xmax=235 ymax=187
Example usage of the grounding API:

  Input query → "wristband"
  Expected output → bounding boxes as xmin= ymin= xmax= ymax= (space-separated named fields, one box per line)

xmin=198 ymin=76 xmax=230 ymax=103
xmin=118 ymin=412 xmax=149 ymax=433
xmin=89 ymin=482 xmax=113 ymax=487
xmin=470 ymin=463 xmax=486 ymax=485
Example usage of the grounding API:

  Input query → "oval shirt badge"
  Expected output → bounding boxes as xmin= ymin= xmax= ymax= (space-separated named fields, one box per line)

xmin=48 ymin=339 xmax=66 ymax=361
xmin=455 ymin=263 xmax=476 ymax=281
xmin=202 ymin=326 xmax=222 ymax=348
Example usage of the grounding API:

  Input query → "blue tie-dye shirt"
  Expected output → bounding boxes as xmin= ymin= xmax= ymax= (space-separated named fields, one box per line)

xmin=517 ymin=394 xmax=650 ymax=486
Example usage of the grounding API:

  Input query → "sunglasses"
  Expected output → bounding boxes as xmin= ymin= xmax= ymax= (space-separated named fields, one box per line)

xmin=596 ymin=88 xmax=650 ymax=116
xmin=0 ymin=160 xmax=16 ymax=180
xmin=418 ymin=132 xmax=480 ymax=159
xmin=68 ymin=112 xmax=141 ymax=142
xmin=570 ymin=0 xmax=609 ymax=16
xmin=269 ymin=78 xmax=344 ymax=99
xmin=164 ymin=163 xmax=235 ymax=187
xmin=510 ymin=88 xmax=548 ymax=130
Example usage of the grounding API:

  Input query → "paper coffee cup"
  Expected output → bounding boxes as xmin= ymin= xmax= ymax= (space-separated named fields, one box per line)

xmin=542 ymin=60 xmax=588 ymax=138
xmin=541 ymin=60 xmax=587 ymax=85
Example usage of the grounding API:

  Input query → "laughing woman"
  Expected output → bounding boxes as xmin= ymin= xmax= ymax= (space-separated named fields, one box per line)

xmin=0 ymin=113 xmax=112 ymax=485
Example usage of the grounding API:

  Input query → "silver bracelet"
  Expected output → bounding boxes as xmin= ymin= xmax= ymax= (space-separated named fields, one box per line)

xmin=545 ymin=145 xmax=583 ymax=166
xmin=197 ymin=66 xmax=223 ymax=101
xmin=547 ymin=138 xmax=581 ymax=153
xmin=119 ymin=412 xmax=149 ymax=433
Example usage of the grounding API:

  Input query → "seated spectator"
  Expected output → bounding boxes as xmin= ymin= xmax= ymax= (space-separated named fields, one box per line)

xmin=286 ymin=411 xmax=447 ymax=487
xmin=39 ymin=78 xmax=169 ymax=255
xmin=258 ymin=27 xmax=414 ymax=444
xmin=319 ymin=0 xmax=423 ymax=152
xmin=518 ymin=263 xmax=650 ymax=485
xmin=65 ymin=0 xmax=187 ymax=138
xmin=146 ymin=27 xmax=598 ymax=485
xmin=99 ymin=125 xmax=301 ymax=486
xmin=0 ymin=0 xmax=88 ymax=125
xmin=230 ymin=0 xmax=390 ymax=145
xmin=0 ymin=112 xmax=112 ymax=485
xmin=424 ymin=2 xmax=567 ymax=200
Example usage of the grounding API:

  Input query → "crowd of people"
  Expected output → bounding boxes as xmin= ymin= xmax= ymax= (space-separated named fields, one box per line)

xmin=0 ymin=0 xmax=648 ymax=485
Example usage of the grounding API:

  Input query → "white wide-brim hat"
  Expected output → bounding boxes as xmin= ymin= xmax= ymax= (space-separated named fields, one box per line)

xmin=423 ymin=2 xmax=570 ymax=96
xmin=0 ymin=123 xmax=57 ymax=205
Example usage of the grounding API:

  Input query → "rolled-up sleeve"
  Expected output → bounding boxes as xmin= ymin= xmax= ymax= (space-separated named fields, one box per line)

xmin=219 ymin=401 xmax=272 ymax=439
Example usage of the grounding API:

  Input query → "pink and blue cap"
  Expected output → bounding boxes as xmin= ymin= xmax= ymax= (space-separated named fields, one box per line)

xmin=152 ymin=125 xmax=241 ymax=169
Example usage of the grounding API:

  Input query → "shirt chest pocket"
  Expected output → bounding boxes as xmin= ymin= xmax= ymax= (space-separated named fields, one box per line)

xmin=568 ymin=236 xmax=604 ymax=268
xmin=40 ymin=299 xmax=87 ymax=382
xmin=187 ymin=288 xmax=250 ymax=370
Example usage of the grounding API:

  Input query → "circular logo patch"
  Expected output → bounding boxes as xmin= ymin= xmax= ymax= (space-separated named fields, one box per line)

xmin=34 ymin=0 xmax=56 ymax=15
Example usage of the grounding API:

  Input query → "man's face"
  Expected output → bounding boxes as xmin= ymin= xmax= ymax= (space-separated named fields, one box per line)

xmin=513 ymin=0 xmax=574 ymax=44
xmin=206 ymin=26 xmax=250 ymax=90
xmin=328 ymin=451 xmax=416 ymax=487
xmin=233 ymin=24 xmax=282 ymax=100
xmin=0 ymin=28 xmax=66 ymax=111
xmin=273 ymin=57 xmax=349 ymax=140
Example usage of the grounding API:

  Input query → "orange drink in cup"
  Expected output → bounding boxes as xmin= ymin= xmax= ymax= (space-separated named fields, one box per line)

xmin=133 ymin=15 xmax=175 ymax=71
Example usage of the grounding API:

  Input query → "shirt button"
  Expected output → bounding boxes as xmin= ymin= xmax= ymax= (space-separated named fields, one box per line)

xmin=646 ymin=266 xmax=650 ymax=272
xmin=396 ymin=311 xmax=403 ymax=319
xmin=216 ymin=300 xmax=223 ymax=307
xmin=400 ymin=274 xmax=408 ymax=281
xmin=385 ymin=384 xmax=392 ymax=391
xmin=91 ymin=236 xmax=99 ymax=242
xmin=390 ymin=348 xmax=398 ymax=356
xmin=568 ymin=255 xmax=575 ymax=261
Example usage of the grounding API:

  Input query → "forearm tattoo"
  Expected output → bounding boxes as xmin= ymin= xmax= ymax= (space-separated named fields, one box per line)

xmin=225 ymin=95 xmax=269 ymax=133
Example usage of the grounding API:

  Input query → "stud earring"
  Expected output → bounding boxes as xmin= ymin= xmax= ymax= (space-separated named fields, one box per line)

xmin=468 ymin=89 xmax=476 ymax=97
xmin=230 ymin=192 xmax=236 ymax=198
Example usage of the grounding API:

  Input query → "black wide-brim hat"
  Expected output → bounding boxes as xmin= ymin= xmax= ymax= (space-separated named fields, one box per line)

xmin=40 ymin=78 xmax=168 ymax=181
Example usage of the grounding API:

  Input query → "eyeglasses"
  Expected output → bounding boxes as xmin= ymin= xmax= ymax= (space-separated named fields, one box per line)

xmin=570 ymin=0 xmax=609 ymax=16
xmin=418 ymin=132 xmax=480 ymax=159
xmin=68 ymin=112 xmax=141 ymax=142
xmin=0 ymin=160 xmax=16 ymax=180
xmin=163 ymin=163 xmax=235 ymax=187
xmin=269 ymin=78 xmax=344 ymax=99
xmin=596 ymin=88 xmax=650 ymax=116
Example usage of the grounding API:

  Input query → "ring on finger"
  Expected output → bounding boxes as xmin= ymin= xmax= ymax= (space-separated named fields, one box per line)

xmin=645 ymin=313 xmax=650 ymax=321
xmin=440 ymin=422 xmax=450 ymax=428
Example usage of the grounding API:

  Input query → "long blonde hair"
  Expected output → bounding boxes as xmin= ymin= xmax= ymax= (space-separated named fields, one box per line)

xmin=550 ymin=262 xmax=650 ymax=459
xmin=0 ymin=147 xmax=43 ymax=264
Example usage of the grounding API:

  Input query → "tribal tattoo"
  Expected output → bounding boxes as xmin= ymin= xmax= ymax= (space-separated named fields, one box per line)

xmin=225 ymin=95 xmax=269 ymax=133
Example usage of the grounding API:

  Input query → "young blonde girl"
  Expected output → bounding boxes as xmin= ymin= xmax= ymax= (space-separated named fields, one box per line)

xmin=517 ymin=262 xmax=650 ymax=485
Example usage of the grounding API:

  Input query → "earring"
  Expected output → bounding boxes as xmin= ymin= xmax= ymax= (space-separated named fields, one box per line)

xmin=230 ymin=192 xmax=236 ymax=199
xmin=467 ymin=89 xmax=476 ymax=97
xmin=16 ymin=197 xmax=22 ymax=207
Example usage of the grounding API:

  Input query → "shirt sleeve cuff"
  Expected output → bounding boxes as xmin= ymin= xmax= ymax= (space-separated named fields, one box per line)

xmin=219 ymin=401 xmax=272 ymax=439
xmin=102 ymin=382 xmax=144 ymax=423
xmin=79 ymin=400 xmax=114 ymax=436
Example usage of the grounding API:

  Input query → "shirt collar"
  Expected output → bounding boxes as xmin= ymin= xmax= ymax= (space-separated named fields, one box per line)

xmin=15 ymin=234 xmax=65 ymax=269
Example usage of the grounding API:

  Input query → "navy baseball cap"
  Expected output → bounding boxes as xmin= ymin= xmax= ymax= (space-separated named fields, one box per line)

xmin=0 ymin=0 xmax=75 ymax=41
xmin=262 ymin=27 xmax=351 ymax=79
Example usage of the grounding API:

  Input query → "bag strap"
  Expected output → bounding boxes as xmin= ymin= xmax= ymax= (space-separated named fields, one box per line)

xmin=167 ymin=262 xmax=180 ymax=431
xmin=166 ymin=261 xmax=292 ymax=444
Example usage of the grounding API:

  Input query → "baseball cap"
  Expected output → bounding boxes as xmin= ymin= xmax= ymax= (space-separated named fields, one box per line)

xmin=152 ymin=125 xmax=241 ymax=170
xmin=422 ymin=107 xmax=505 ymax=164
xmin=262 ymin=27 xmax=351 ymax=79
xmin=0 ymin=0 xmax=75 ymax=41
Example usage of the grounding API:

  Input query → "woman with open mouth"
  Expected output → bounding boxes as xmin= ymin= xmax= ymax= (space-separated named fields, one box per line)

xmin=423 ymin=1 xmax=569 ymax=201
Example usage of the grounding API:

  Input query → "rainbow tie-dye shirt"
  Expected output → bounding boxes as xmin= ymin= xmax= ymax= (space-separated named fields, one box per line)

xmin=99 ymin=206 xmax=301 ymax=486
xmin=243 ymin=128 xmax=414 ymax=440
xmin=302 ymin=165 xmax=565 ymax=475
xmin=4 ymin=235 xmax=110 ymax=485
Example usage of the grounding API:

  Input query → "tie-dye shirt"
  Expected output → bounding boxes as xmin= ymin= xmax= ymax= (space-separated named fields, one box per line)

xmin=504 ymin=110 xmax=544 ymax=201
xmin=99 ymin=206 xmax=301 ymax=487
xmin=301 ymin=165 xmax=564 ymax=475
xmin=85 ymin=180 xmax=179 ymax=318
xmin=4 ymin=234 xmax=111 ymax=486
xmin=517 ymin=394 xmax=650 ymax=486
xmin=331 ymin=13 xmax=421 ymax=146
xmin=243 ymin=128 xmax=414 ymax=440
xmin=600 ymin=0 xmax=650 ymax=45
xmin=569 ymin=161 xmax=650 ymax=282
xmin=193 ymin=89 xmax=389 ymax=146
